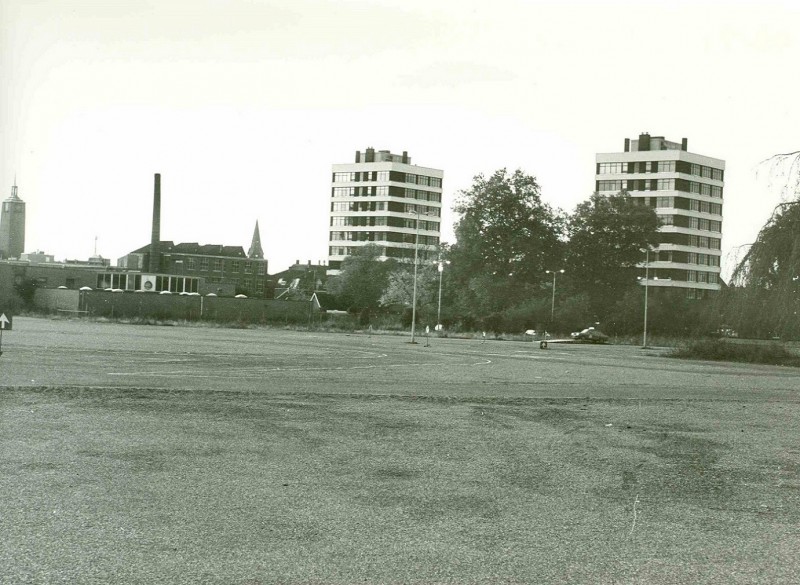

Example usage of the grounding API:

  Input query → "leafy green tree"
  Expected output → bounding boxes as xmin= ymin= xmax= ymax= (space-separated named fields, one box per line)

xmin=566 ymin=191 xmax=660 ymax=317
xmin=327 ymin=244 xmax=397 ymax=312
xmin=448 ymin=169 xmax=565 ymax=319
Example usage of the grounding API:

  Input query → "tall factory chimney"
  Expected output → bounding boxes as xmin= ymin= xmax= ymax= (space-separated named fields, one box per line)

xmin=149 ymin=173 xmax=161 ymax=273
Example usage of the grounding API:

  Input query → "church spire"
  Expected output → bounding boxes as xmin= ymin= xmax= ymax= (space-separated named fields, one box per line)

xmin=248 ymin=220 xmax=264 ymax=259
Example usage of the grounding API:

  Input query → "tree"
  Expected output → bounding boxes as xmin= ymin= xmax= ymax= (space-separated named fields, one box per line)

xmin=379 ymin=262 xmax=439 ymax=318
xmin=13 ymin=277 xmax=38 ymax=308
xmin=566 ymin=191 xmax=660 ymax=316
xmin=729 ymin=200 xmax=800 ymax=338
xmin=448 ymin=169 xmax=565 ymax=319
xmin=327 ymin=244 xmax=397 ymax=312
xmin=724 ymin=152 xmax=800 ymax=339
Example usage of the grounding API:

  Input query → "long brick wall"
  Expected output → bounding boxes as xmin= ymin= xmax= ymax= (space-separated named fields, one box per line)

xmin=33 ymin=289 xmax=315 ymax=324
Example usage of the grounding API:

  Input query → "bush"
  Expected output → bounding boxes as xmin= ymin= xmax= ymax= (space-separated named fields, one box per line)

xmin=668 ymin=339 xmax=800 ymax=367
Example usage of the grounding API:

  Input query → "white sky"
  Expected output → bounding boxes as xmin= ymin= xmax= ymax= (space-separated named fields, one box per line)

xmin=2 ymin=0 xmax=799 ymax=275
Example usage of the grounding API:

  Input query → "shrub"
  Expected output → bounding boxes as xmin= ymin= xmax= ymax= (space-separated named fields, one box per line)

xmin=668 ymin=339 xmax=800 ymax=367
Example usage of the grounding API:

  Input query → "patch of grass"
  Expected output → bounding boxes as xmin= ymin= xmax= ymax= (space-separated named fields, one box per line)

xmin=668 ymin=338 xmax=800 ymax=366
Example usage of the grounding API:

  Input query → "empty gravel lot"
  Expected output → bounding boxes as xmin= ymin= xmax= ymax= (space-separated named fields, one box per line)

xmin=2 ymin=317 xmax=799 ymax=584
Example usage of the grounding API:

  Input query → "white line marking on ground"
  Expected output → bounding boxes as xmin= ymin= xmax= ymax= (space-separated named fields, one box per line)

xmin=107 ymin=359 xmax=493 ymax=378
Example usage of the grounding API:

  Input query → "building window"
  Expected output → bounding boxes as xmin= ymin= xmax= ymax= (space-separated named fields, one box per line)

xmin=659 ymin=215 xmax=673 ymax=226
xmin=656 ymin=196 xmax=673 ymax=208
xmin=598 ymin=162 xmax=626 ymax=174
xmin=657 ymin=161 xmax=676 ymax=172
xmin=257 ymin=263 xmax=265 ymax=275
xmin=691 ymin=164 xmax=701 ymax=176
xmin=244 ymin=262 xmax=252 ymax=274
xmin=712 ymin=168 xmax=723 ymax=181
xmin=377 ymin=171 xmax=389 ymax=182
xmin=657 ymin=179 xmax=674 ymax=190
xmin=333 ymin=172 xmax=355 ymax=182
xmin=597 ymin=180 xmax=623 ymax=192
xmin=230 ymin=260 xmax=240 ymax=272
xmin=213 ymin=259 xmax=222 ymax=272
xmin=200 ymin=258 xmax=209 ymax=271
xmin=711 ymin=186 xmax=722 ymax=198
xmin=655 ymin=250 xmax=672 ymax=262
xmin=333 ymin=187 xmax=355 ymax=197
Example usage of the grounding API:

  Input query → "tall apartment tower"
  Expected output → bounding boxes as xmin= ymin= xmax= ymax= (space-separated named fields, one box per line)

xmin=328 ymin=148 xmax=443 ymax=274
xmin=596 ymin=133 xmax=724 ymax=298
xmin=0 ymin=181 xmax=26 ymax=260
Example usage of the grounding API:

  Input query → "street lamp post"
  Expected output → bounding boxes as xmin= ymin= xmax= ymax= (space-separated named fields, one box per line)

xmin=545 ymin=269 xmax=565 ymax=324
xmin=642 ymin=248 xmax=650 ymax=348
xmin=411 ymin=216 xmax=420 ymax=343
xmin=436 ymin=260 xmax=449 ymax=331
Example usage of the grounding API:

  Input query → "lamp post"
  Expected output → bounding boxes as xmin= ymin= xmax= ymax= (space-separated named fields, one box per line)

xmin=409 ymin=209 xmax=426 ymax=344
xmin=436 ymin=260 xmax=450 ymax=331
xmin=545 ymin=269 xmax=565 ymax=324
xmin=642 ymin=248 xmax=650 ymax=348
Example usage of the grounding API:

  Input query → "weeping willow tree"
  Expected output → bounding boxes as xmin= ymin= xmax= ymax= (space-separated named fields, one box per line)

xmin=728 ymin=152 xmax=800 ymax=339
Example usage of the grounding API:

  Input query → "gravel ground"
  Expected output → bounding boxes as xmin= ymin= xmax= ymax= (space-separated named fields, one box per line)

xmin=1 ymin=316 xmax=799 ymax=584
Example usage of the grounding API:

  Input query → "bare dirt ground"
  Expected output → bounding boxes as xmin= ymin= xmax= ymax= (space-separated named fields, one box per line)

xmin=2 ymin=316 xmax=799 ymax=584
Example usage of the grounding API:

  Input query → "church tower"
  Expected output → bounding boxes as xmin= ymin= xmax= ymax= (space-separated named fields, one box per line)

xmin=0 ymin=181 xmax=26 ymax=260
xmin=248 ymin=220 xmax=264 ymax=259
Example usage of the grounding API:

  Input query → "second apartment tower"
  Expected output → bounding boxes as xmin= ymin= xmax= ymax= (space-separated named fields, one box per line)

xmin=328 ymin=148 xmax=443 ymax=273
xmin=596 ymin=134 xmax=724 ymax=298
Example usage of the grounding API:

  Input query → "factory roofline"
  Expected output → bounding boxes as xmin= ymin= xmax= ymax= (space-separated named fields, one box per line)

xmin=130 ymin=241 xmax=250 ymax=259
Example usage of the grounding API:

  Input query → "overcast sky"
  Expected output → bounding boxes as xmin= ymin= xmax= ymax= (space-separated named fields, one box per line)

xmin=2 ymin=0 xmax=799 ymax=275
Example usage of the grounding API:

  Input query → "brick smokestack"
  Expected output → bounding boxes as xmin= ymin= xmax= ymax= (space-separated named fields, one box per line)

xmin=149 ymin=173 xmax=161 ymax=273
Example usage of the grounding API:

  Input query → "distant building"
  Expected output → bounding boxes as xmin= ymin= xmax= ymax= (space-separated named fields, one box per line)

xmin=20 ymin=250 xmax=56 ymax=264
xmin=328 ymin=148 xmax=443 ymax=274
xmin=0 ymin=258 xmax=115 ymax=298
xmin=596 ymin=133 xmax=724 ymax=298
xmin=65 ymin=255 xmax=111 ymax=268
xmin=118 ymin=241 xmax=269 ymax=296
xmin=0 ymin=182 xmax=26 ymax=260
xmin=272 ymin=259 xmax=328 ymax=299
xmin=117 ymin=173 xmax=270 ymax=297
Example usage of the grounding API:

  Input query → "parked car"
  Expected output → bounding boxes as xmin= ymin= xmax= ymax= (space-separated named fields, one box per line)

xmin=570 ymin=326 xmax=609 ymax=344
